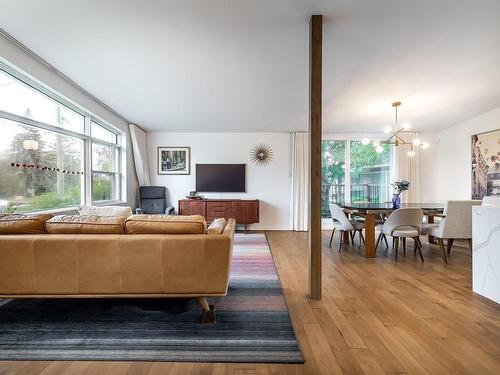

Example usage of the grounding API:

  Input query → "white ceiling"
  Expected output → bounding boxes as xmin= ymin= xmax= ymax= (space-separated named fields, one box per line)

xmin=1 ymin=0 xmax=499 ymax=133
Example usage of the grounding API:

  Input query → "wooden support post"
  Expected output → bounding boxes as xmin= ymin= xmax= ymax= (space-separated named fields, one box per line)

xmin=308 ymin=14 xmax=323 ymax=300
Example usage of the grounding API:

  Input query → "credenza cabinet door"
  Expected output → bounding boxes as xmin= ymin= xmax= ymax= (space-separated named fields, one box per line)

xmin=232 ymin=200 xmax=259 ymax=224
xmin=179 ymin=200 xmax=206 ymax=216
xmin=206 ymin=201 xmax=233 ymax=222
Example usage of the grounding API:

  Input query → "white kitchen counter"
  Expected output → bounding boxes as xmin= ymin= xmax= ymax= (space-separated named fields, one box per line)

xmin=472 ymin=206 xmax=500 ymax=304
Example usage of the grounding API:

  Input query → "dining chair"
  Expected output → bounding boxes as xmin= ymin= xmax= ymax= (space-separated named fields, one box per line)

xmin=482 ymin=196 xmax=500 ymax=206
xmin=375 ymin=208 xmax=424 ymax=262
xmin=421 ymin=200 xmax=481 ymax=263
xmin=328 ymin=203 xmax=365 ymax=252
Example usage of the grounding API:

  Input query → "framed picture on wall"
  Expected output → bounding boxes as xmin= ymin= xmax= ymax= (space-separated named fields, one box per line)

xmin=157 ymin=146 xmax=191 ymax=175
xmin=472 ymin=129 xmax=500 ymax=199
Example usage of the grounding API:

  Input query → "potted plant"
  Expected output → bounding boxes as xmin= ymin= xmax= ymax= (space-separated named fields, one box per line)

xmin=391 ymin=180 xmax=410 ymax=209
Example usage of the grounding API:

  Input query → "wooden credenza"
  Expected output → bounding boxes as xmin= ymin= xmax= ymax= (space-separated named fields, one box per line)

xmin=178 ymin=199 xmax=259 ymax=227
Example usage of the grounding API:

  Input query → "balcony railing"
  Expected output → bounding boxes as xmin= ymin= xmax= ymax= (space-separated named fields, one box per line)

xmin=321 ymin=184 xmax=392 ymax=217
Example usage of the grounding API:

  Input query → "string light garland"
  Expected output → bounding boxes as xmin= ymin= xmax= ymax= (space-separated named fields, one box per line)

xmin=10 ymin=162 xmax=83 ymax=175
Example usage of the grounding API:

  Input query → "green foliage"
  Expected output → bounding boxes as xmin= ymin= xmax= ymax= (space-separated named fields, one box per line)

xmin=24 ymin=186 xmax=80 ymax=212
xmin=350 ymin=141 xmax=391 ymax=182
xmin=5 ymin=202 xmax=17 ymax=214
xmin=92 ymin=175 xmax=112 ymax=201
xmin=321 ymin=141 xmax=345 ymax=185
xmin=6 ymin=186 xmax=81 ymax=213
xmin=0 ymin=121 xmax=84 ymax=213
xmin=392 ymin=180 xmax=411 ymax=193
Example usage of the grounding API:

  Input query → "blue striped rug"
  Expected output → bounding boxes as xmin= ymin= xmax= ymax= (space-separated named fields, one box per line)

xmin=0 ymin=234 xmax=303 ymax=363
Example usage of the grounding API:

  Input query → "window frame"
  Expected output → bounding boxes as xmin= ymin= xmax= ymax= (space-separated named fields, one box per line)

xmin=0 ymin=60 xmax=126 ymax=213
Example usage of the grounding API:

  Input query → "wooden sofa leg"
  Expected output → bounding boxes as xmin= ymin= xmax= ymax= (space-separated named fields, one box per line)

xmin=197 ymin=297 xmax=216 ymax=324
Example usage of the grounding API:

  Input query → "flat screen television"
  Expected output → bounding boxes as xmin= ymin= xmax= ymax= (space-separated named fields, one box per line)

xmin=196 ymin=164 xmax=246 ymax=192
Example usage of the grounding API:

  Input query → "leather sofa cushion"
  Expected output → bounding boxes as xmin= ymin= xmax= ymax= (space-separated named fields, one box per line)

xmin=46 ymin=215 xmax=125 ymax=234
xmin=125 ymin=214 xmax=206 ymax=234
xmin=78 ymin=205 xmax=133 ymax=218
xmin=0 ymin=214 xmax=52 ymax=234
xmin=206 ymin=218 xmax=227 ymax=234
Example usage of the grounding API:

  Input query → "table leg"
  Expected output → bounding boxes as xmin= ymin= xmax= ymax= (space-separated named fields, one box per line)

xmin=364 ymin=214 xmax=376 ymax=258
xmin=427 ymin=215 xmax=436 ymax=244
xmin=343 ymin=231 xmax=350 ymax=244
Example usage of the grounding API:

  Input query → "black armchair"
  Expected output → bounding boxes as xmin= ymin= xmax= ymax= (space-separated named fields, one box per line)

xmin=136 ymin=186 xmax=175 ymax=215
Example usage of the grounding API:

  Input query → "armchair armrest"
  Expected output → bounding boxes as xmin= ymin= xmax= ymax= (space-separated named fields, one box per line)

xmin=165 ymin=206 xmax=175 ymax=215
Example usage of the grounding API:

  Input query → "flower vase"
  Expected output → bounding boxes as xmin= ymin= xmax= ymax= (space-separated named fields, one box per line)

xmin=392 ymin=193 xmax=401 ymax=209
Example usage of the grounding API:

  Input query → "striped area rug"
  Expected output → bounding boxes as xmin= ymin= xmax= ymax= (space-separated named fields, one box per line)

xmin=0 ymin=233 xmax=303 ymax=363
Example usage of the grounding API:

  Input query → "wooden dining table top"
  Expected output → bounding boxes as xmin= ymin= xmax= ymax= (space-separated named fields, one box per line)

xmin=340 ymin=202 xmax=445 ymax=212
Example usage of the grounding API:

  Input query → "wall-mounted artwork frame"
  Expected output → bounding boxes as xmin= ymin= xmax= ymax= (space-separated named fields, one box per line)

xmin=472 ymin=129 xmax=500 ymax=199
xmin=157 ymin=146 xmax=191 ymax=175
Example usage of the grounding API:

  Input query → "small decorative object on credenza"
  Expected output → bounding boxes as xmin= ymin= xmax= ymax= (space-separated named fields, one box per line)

xmin=391 ymin=180 xmax=410 ymax=209
xmin=185 ymin=191 xmax=204 ymax=200
xmin=157 ymin=146 xmax=190 ymax=175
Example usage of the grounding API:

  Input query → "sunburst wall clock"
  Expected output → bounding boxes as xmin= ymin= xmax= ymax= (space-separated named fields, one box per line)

xmin=250 ymin=144 xmax=274 ymax=166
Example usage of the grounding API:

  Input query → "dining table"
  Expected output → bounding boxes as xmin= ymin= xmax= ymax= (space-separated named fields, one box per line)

xmin=339 ymin=202 xmax=445 ymax=257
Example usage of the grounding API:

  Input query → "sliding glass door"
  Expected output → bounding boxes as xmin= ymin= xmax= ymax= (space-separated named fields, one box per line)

xmin=321 ymin=138 xmax=393 ymax=218
xmin=349 ymin=140 xmax=392 ymax=204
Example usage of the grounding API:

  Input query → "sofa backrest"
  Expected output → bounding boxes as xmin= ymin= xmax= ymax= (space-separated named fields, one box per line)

xmin=0 ymin=214 xmax=52 ymax=234
xmin=125 ymin=214 xmax=207 ymax=234
xmin=46 ymin=215 xmax=126 ymax=234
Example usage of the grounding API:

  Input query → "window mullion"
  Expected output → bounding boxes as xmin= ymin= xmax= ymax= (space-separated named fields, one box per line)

xmin=84 ymin=116 xmax=92 ymax=206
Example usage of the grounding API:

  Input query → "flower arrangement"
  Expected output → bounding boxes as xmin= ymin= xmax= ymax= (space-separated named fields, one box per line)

xmin=391 ymin=180 xmax=410 ymax=193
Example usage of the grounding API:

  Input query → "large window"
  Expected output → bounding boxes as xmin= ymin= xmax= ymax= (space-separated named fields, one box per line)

xmin=321 ymin=138 xmax=393 ymax=218
xmin=0 ymin=62 xmax=125 ymax=214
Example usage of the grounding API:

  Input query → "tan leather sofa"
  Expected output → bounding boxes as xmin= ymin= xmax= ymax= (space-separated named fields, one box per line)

xmin=0 ymin=214 xmax=235 ymax=323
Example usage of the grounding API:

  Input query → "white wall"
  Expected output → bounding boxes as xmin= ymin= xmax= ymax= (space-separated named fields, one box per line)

xmin=420 ymin=107 xmax=500 ymax=202
xmin=0 ymin=33 xmax=139 ymax=207
xmin=147 ymin=132 xmax=292 ymax=230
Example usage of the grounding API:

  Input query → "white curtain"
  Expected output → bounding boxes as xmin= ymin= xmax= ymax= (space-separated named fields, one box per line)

xmin=291 ymin=132 xmax=309 ymax=231
xmin=129 ymin=124 xmax=151 ymax=186
xmin=394 ymin=132 xmax=420 ymax=203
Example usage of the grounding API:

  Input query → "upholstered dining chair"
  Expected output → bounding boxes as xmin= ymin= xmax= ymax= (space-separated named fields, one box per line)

xmin=482 ymin=196 xmax=500 ymax=206
xmin=375 ymin=208 xmax=424 ymax=262
xmin=328 ymin=203 xmax=365 ymax=252
xmin=422 ymin=200 xmax=481 ymax=263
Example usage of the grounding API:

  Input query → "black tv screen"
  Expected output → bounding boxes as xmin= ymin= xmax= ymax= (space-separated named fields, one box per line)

xmin=196 ymin=164 xmax=246 ymax=192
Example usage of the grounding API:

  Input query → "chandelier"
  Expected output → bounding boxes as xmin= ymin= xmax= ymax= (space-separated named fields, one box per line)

xmin=361 ymin=101 xmax=429 ymax=157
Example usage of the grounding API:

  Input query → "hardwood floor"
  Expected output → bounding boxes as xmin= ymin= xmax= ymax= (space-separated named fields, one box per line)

xmin=1 ymin=231 xmax=499 ymax=374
